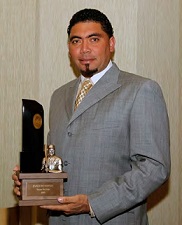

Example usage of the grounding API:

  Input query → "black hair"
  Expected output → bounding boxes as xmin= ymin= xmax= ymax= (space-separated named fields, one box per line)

xmin=67 ymin=8 xmax=114 ymax=38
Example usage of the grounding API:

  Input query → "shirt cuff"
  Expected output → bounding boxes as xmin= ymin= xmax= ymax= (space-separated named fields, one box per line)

xmin=89 ymin=203 xmax=95 ymax=218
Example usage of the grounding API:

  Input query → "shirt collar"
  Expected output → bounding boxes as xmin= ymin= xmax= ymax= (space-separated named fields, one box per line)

xmin=81 ymin=61 xmax=113 ymax=85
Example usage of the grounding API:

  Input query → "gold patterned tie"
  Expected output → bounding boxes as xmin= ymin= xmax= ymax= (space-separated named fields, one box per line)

xmin=74 ymin=79 xmax=93 ymax=110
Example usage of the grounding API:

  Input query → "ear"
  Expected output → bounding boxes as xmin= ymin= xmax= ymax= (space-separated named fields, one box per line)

xmin=109 ymin=36 xmax=115 ymax=53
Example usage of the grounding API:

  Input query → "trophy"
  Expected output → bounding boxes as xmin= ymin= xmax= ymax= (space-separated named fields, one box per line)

xmin=19 ymin=99 xmax=67 ymax=206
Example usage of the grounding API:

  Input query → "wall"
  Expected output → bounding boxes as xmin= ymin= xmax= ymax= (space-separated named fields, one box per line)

xmin=0 ymin=0 xmax=181 ymax=224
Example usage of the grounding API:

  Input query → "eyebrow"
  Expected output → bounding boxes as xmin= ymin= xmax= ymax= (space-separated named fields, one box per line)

xmin=69 ymin=33 xmax=102 ymax=42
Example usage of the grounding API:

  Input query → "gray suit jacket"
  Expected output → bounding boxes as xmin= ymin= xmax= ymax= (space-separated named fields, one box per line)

xmin=48 ymin=63 xmax=170 ymax=225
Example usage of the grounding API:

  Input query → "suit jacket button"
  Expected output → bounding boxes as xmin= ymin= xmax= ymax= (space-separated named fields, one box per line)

xmin=64 ymin=161 xmax=69 ymax=166
xmin=68 ymin=132 xmax=72 ymax=136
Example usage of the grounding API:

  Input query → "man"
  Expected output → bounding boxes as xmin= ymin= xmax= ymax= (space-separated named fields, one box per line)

xmin=13 ymin=8 xmax=170 ymax=225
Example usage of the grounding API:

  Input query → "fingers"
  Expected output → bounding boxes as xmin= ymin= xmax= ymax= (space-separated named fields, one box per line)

xmin=57 ymin=196 xmax=70 ymax=203
xmin=12 ymin=173 xmax=21 ymax=186
xmin=40 ymin=204 xmax=73 ymax=215
xmin=12 ymin=165 xmax=21 ymax=196
xmin=13 ymin=186 xmax=21 ymax=196
xmin=57 ymin=195 xmax=81 ymax=203
xmin=13 ymin=165 xmax=20 ymax=171
xmin=12 ymin=169 xmax=21 ymax=186
xmin=40 ymin=195 xmax=90 ymax=215
xmin=40 ymin=205 xmax=66 ymax=211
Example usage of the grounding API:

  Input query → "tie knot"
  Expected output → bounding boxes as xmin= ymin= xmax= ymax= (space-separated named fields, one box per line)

xmin=81 ymin=79 xmax=92 ymax=89
xmin=74 ymin=79 xmax=93 ymax=110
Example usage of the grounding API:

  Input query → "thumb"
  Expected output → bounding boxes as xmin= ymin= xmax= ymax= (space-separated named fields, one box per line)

xmin=58 ymin=197 xmax=64 ymax=203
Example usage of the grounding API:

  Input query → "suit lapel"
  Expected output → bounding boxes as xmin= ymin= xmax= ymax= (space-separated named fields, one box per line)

xmin=65 ymin=78 xmax=80 ymax=120
xmin=68 ymin=63 xmax=122 ymax=126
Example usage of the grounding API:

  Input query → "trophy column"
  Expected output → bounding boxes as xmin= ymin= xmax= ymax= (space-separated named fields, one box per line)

xmin=20 ymin=99 xmax=44 ymax=173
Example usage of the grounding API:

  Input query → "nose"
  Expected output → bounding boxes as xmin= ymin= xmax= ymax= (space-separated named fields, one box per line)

xmin=80 ymin=40 xmax=91 ymax=54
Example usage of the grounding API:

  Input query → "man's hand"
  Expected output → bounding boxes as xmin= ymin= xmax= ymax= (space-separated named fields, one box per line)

xmin=12 ymin=165 xmax=21 ymax=196
xmin=40 ymin=194 xmax=90 ymax=215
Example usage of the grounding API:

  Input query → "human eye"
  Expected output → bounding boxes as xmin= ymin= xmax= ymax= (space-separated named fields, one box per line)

xmin=90 ymin=37 xmax=99 ymax=43
xmin=70 ymin=38 xmax=81 ymax=45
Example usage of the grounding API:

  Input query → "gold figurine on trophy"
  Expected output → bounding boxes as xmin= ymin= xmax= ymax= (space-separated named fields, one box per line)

xmin=41 ymin=144 xmax=63 ymax=173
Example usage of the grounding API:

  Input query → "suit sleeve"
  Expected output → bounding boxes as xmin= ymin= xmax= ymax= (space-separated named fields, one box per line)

xmin=88 ymin=80 xmax=170 ymax=223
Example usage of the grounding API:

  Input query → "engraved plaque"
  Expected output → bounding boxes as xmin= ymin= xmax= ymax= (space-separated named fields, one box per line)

xmin=24 ymin=180 xmax=62 ymax=199
xmin=19 ymin=173 xmax=68 ymax=206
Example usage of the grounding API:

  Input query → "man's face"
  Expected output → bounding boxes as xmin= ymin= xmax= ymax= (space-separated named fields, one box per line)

xmin=68 ymin=22 xmax=115 ymax=77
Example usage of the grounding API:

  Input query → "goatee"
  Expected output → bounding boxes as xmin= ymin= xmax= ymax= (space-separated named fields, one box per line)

xmin=81 ymin=64 xmax=98 ymax=78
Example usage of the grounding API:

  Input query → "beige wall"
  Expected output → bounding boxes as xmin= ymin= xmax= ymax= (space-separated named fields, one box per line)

xmin=0 ymin=0 xmax=181 ymax=224
xmin=179 ymin=0 xmax=182 ymax=223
